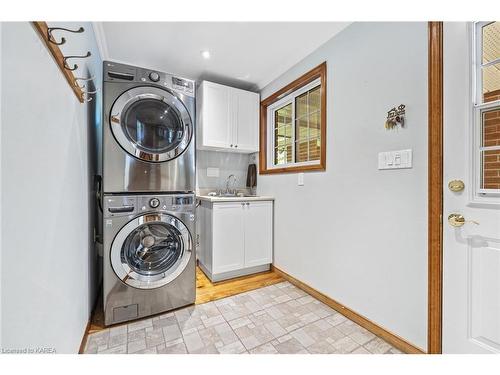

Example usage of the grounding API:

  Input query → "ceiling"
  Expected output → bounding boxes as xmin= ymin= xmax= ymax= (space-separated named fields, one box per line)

xmin=94 ymin=22 xmax=350 ymax=91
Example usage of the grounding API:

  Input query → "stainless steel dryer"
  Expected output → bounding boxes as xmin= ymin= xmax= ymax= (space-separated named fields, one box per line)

xmin=103 ymin=61 xmax=195 ymax=193
xmin=103 ymin=193 xmax=196 ymax=325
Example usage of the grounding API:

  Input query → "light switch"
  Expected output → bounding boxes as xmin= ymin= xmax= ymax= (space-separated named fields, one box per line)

xmin=298 ymin=173 xmax=304 ymax=186
xmin=394 ymin=152 xmax=401 ymax=166
xmin=378 ymin=149 xmax=412 ymax=170
xmin=207 ymin=167 xmax=219 ymax=177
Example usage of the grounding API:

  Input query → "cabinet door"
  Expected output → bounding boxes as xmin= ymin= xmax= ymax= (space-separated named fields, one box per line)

xmin=212 ymin=203 xmax=245 ymax=273
xmin=244 ymin=201 xmax=273 ymax=267
xmin=201 ymin=82 xmax=232 ymax=149
xmin=233 ymin=88 xmax=259 ymax=152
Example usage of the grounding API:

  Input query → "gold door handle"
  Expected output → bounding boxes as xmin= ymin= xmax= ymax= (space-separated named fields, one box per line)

xmin=448 ymin=213 xmax=479 ymax=227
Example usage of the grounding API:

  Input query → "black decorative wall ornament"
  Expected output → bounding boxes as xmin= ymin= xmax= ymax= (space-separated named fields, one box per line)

xmin=385 ymin=104 xmax=406 ymax=129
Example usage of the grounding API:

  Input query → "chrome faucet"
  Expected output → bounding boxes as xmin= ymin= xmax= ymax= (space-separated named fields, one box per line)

xmin=225 ymin=174 xmax=237 ymax=195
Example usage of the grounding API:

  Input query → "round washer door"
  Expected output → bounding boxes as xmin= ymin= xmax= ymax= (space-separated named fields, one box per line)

xmin=110 ymin=86 xmax=193 ymax=162
xmin=111 ymin=213 xmax=192 ymax=289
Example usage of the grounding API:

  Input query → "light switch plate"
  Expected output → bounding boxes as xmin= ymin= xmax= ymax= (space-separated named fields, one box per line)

xmin=298 ymin=173 xmax=304 ymax=186
xmin=207 ymin=167 xmax=220 ymax=177
xmin=378 ymin=149 xmax=412 ymax=170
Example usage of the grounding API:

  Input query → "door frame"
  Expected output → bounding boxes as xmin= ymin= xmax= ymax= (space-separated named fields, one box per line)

xmin=428 ymin=21 xmax=444 ymax=354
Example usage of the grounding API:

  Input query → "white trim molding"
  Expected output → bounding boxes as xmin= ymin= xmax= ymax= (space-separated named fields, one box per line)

xmin=92 ymin=22 xmax=110 ymax=61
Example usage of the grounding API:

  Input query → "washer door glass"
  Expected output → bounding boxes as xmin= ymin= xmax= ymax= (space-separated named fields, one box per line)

xmin=122 ymin=222 xmax=182 ymax=276
xmin=110 ymin=87 xmax=193 ymax=162
xmin=111 ymin=213 xmax=192 ymax=289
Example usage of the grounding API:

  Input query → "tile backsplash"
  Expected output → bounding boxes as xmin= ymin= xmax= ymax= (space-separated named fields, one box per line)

xmin=196 ymin=150 xmax=252 ymax=192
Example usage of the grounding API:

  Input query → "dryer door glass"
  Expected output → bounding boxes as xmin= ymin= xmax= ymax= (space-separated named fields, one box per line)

xmin=122 ymin=222 xmax=183 ymax=276
xmin=110 ymin=87 xmax=193 ymax=163
xmin=123 ymin=99 xmax=184 ymax=153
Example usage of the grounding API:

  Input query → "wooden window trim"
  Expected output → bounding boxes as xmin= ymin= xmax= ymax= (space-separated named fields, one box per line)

xmin=259 ymin=62 xmax=327 ymax=174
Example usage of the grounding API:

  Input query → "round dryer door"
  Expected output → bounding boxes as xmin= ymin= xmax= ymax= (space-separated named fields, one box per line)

xmin=110 ymin=86 xmax=193 ymax=162
xmin=110 ymin=213 xmax=193 ymax=289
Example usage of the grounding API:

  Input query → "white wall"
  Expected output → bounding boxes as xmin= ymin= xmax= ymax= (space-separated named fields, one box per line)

xmin=259 ymin=22 xmax=428 ymax=350
xmin=0 ymin=22 xmax=102 ymax=353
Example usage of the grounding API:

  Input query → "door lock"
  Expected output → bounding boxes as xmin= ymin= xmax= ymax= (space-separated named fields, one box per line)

xmin=448 ymin=213 xmax=479 ymax=227
xmin=448 ymin=180 xmax=465 ymax=192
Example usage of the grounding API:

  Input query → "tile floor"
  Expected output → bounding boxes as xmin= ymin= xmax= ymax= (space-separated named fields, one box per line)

xmin=83 ymin=281 xmax=403 ymax=354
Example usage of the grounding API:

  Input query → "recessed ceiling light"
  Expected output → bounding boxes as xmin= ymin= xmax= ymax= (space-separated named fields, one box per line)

xmin=201 ymin=50 xmax=211 ymax=59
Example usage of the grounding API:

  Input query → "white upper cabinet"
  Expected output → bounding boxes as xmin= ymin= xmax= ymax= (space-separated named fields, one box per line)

xmin=197 ymin=81 xmax=259 ymax=153
xmin=232 ymin=87 xmax=260 ymax=152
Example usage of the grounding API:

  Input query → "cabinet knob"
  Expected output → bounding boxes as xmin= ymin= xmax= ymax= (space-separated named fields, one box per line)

xmin=230 ymin=144 xmax=233 ymax=147
xmin=235 ymin=145 xmax=238 ymax=148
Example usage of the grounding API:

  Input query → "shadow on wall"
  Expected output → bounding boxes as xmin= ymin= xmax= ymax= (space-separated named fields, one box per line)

xmin=85 ymin=68 xmax=102 ymax=316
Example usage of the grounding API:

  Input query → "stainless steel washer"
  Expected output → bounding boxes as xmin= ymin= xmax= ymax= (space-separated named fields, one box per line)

xmin=103 ymin=61 xmax=195 ymax=193
xmin=103 ymin=193 xmax=196 ymax=326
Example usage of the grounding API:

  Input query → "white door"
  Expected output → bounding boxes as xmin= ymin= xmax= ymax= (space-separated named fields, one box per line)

xmin=201 ymin=82 xmax=232 ymax=148
xmin=244 ymin=201 xmax=273 ymax=267
xmin=212 ymin=203 xmax=245 ymax=273
xmin=233 ymin=88 xmax=259 ymax=152
xmin=443 ymin=22 xmax=500 ymax=353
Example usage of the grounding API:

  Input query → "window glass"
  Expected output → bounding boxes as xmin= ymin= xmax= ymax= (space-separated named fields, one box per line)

xmin=293 ymin=85 xmax=321 ymax=162
xmin=482 ymin=21 xmax=500 ymax=64
xmin=480 ymin=108 xmax=500 ymax=190
xmin=274 ymin=103 xmax=293 ymax=165
xmin=482 ymin=64 xmax=500 ymax=101
xmin=308 ymin=86 xmax=321 ymax=113
xmin=481 ymin=22 xmax=500 ymax=103
xmin=481 ymin=150 xmax=500 ymax=190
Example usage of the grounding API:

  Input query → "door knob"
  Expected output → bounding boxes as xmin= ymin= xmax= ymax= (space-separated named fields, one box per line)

xmin=448 ymin=179 xmax=465 ymax=192
xmin=448 ymin=213 xmax=479 ymax=227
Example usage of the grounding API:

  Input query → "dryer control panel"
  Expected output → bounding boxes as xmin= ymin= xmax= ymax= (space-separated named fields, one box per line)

xmin=103 ymin=194 xmax=195 ymax=218
xmin=104 ymin=60 xmax=195 ymax=97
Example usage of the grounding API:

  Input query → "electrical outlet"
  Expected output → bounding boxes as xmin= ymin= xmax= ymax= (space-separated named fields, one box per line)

xmin=207 ymin=167 xmax=220 ymax=177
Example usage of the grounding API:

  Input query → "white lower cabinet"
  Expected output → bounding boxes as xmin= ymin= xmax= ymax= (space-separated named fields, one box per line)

xmin=243 ymin=202 xmax=273 ymax=267
xmin=212 ymin=203 xmax=245 ymax=273
xmin=198 ymin=200 xmax=273 ymax=282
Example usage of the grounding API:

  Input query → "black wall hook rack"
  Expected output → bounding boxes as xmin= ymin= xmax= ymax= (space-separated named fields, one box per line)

xmin=47 ymin=26 xmax=84 ymax=45
xmin=32 ymin=22 xmax=90 ymax=103
xmin=63 ymin=51 xmax=92 ymax=71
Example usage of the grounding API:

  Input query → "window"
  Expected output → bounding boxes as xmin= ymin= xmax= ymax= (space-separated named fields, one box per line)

xmin=473 ymin=22 xmax=500 ymax=196
xmin=260 ymin=62 xmax=326 ymax=174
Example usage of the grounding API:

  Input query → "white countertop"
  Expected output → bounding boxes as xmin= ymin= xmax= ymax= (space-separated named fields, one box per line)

xmin=197 ymin=195 xmax=274 ymax=203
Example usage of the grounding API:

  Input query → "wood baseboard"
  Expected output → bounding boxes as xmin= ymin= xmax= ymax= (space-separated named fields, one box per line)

xmin=78 ymin=284 xmax=102 ymax=354
xmin=78 ymin=320 xmax=92 ymax=354
xmin=271 ymin=265 xmax=425 ymax=354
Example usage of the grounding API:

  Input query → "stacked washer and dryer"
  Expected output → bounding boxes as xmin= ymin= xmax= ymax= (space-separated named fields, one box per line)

xmin=101 ymin=61 xmax=196 ymax=326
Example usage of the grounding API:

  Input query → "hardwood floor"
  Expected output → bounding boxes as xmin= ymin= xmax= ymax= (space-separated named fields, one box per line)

xmin=87 ymin=266 xmax=283 ymax=334
xmin=195 ymin=266 xmax=284 ymax=304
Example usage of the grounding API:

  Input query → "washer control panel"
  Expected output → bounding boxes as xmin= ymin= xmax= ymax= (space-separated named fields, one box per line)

xmin=149 ymin=198 xmax=160 ymax=208
xmin=148 ymin=72 xmax=160 ymax=82
xmin=103 ymin=194 xmax=195 ymax=218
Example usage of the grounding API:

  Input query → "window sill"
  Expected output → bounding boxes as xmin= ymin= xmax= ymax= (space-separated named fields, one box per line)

xmin=259 ymin=162 xmax=326 ymax=175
